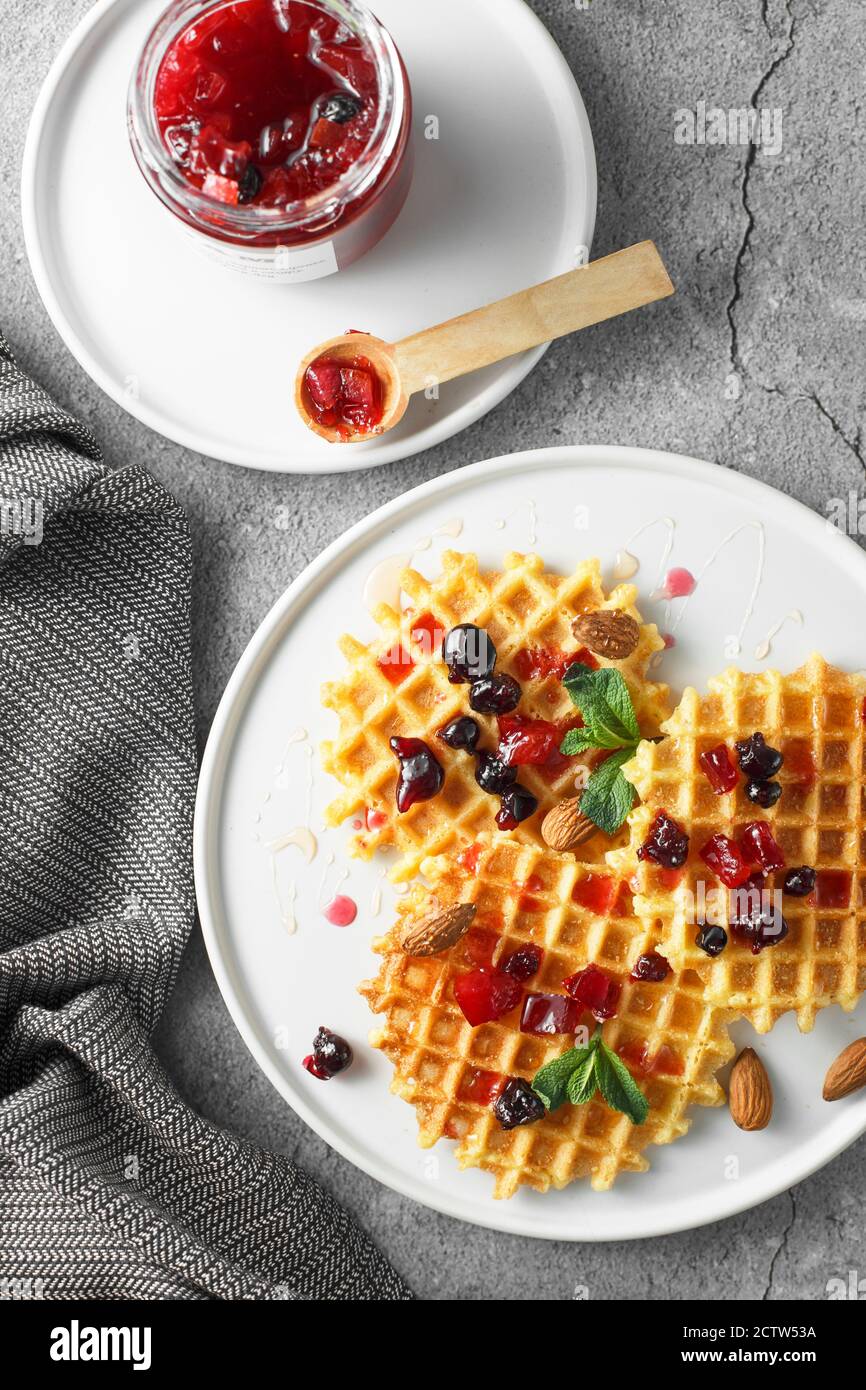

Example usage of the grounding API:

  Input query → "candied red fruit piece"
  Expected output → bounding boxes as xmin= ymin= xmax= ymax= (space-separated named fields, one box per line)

xmin=815 ymin=870 xmax=852 ymax=909
xmin=571 ymin=874 xmax=619 ymax=915
xmin=341 ymin=366 xmax=376 ymax=407
xmin=304 ymin=358 xmax=343 ymax=410
xmin=191 ymin=125 xmax=252 ymax=179
xmin=783 ymin=739 xmax=816 ymax=787
xmin=562 ymin=648 xmax=600 ymax=677
xmin=460 ymin=926 xmax=499 ymax=969
xmin=699 ymin=832 xmax=751 ymax=888
xmin=699 ymin=743 xmax=738 ymax=794
xmin=534 ymin=715 xmax=586 ymax=781
xmin=317 ymin=39 xmax=377 ymax=91
xmin=563 ymin=964 xmax=621 ymax=1020
xmin=650 ymin=1044 xmax=684 ymax=1077
xmin=512 ymin=646 xmax=597 ymax=682
xmin=513 ymin=873 xmax=546 ymax=914
xmin=458 ymin=1068 xmax=505 ymax=1105
xmin=519 ymin=992 xmax=584 ymax=1036
xmin=202 ymin=171 xmax=240 ymax=204
xmin=377 ymin=645 xmax=414 ymax=686
xmin=457 ymin=843 xmax=482 ymax=875
xmin=409 ymin=612 xmax=445 ymax=655
xmin=454 ymin=970 xmax=522 ymax=1027
xmin=618 ymin=1040 xmax=682 ymax=1077
xmin=617 ymin=1040 xmax=649 ymax=1074
xmin=497 ymin=715 xmax=561 ymax=767
xmin=740 ymin=820 xmax=786 ymax=873
xmin=309 ymin=115 xmax=346 ymax=150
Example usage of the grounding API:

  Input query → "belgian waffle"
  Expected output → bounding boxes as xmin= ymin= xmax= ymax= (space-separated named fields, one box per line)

xmin=322 ymin=550 xmax=669 ymax=881
xmin=360 ymin=835 xmax=735 ymax=1196
xmin=613 ymin=655 xmax=866 ymax=1032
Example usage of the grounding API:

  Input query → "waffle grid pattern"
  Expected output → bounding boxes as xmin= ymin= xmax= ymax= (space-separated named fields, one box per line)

xmin=614 ymin=655 xmax=866 ymax=1032
xmin=322 ymin=550 xmax=668 ymax=881
xmin=360 ymin=836 xmax=734 ymax=1196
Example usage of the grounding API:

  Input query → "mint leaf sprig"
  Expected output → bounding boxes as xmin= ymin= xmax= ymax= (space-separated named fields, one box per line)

xmin=531 ymin=1027 xmax=649 ymax=1126
xmin=560 ymin=665 xmax=641 ymax=834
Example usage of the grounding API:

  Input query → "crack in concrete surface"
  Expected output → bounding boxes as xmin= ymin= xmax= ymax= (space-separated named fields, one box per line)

xmin=727 ymin=0 xmax=797 ymax=380
xmin=762 ymin=1189 xmax=797 ymax=1299
xmin=808 ymin=392 xmax=866 ymax=474
xmin=750 ymin=380 xmax=865 ymax=478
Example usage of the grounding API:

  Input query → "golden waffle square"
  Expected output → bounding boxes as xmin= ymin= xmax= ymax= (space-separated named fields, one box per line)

xmin=360 ymin=835 xmax=735 ymax=1196
xmin=321 ymin=550 xmax=669 ymax=881
xmin=612 ymin=655 xmax=866 ymax=1033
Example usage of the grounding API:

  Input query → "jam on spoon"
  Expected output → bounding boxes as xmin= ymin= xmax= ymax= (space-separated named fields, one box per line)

xmin=303 ymin=352 xmax=385 ymax=438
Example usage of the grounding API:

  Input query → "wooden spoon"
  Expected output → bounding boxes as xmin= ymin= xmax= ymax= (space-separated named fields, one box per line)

xmin=295 ymin=240 xmax=674 ymax=443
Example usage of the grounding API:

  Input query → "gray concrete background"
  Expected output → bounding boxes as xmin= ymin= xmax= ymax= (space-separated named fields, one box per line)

xmin=2 ymin=0 xmax=864 ymax=1300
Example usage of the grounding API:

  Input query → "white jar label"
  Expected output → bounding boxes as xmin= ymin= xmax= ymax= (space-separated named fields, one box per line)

xmin=185 ymin=227 xmax=340 ymax=282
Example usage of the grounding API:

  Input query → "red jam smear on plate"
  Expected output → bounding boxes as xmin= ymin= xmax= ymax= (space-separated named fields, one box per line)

xmin=154 ymin=0 xmax=380 ymax=207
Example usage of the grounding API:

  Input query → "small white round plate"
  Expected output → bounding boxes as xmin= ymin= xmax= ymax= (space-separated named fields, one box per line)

xmin=22 ymin=0 xmax=595 ymax=474
xmin=195 ymin=445 xmax=866 ymax=1240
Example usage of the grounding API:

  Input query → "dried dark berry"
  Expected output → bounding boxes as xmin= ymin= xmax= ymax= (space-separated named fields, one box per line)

xmin=735 ymin=732 xmax=783 ymax=780
xmin=783 ymin=865 xmax=816 ymax=897
xmin=443 ymin=624 xmax=496 ymax=684
xmin=304 ymin=1027 xmax=353 ymax=1079
xmin=495 ymin=785 xmax=538 ymax=830
xmin=237 ymin=162 xmax=263 ymax=203
xmin=746 ymin=779 xmax=782 ymax=808
xmin=390 ymin=736 xmax=445 ymax=812
xmin=320 ymin=92 xmax=363 ymax=123
xmin=437 ymin=716 xmax=480 ymax=752
xmin=729 ymin=882 xmax=789 ymax=954
xmin=469 ymin=673 xmax=522 ymax=714
xmin=500 ymin=943 xmax=543 ymax=981
xmin=493 ymin=1076 xmax=546 ymax=1130
xmin=630 ymin=950 xmax=671 ymax=983
xmin=637 ymin=810 xmax=689 ymax=869
xmin=475 ymin=752 xmax=518 ymax=794
xmin=695 ymin=923 xmax=728 ymax=957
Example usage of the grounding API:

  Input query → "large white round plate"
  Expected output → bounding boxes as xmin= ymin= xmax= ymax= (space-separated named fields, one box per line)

xmin=22 ymin=0 xmax=595 ymax=474
xmin=195 ymin=445 xmax=866 ymax=1239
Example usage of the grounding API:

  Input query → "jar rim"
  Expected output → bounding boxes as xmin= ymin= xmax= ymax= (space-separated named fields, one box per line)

xmin=128 ymin=0 xmax=405 ymax=235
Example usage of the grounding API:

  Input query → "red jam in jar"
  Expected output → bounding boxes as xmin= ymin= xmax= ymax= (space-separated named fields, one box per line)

xmin=130 ymin=0 xmax=413 ymax=278
xmin=303 ymin=351 xmax=385 ymax=436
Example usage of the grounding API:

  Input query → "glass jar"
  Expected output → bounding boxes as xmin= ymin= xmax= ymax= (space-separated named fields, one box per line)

xmin=128 ymin=0 xmax=413 ymax=282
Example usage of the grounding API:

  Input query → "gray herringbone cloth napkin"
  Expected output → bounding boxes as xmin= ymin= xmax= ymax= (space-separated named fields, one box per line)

xmin=0 ymin=334 xmax=410 ymax=1301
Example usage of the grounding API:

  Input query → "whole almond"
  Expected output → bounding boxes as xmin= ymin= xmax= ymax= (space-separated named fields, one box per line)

xmin=572 ymin=609 xmax=640 ymax=660
xmin=823 ymin=1037 xmax=866 ymax=1101
xmin=728 ymin=1048 xmax=773 ymax=1131
xmin=541 ymin=798 xmax=597 ymax=852
xmin=400 ymin=903 xmax=476 ymax=957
